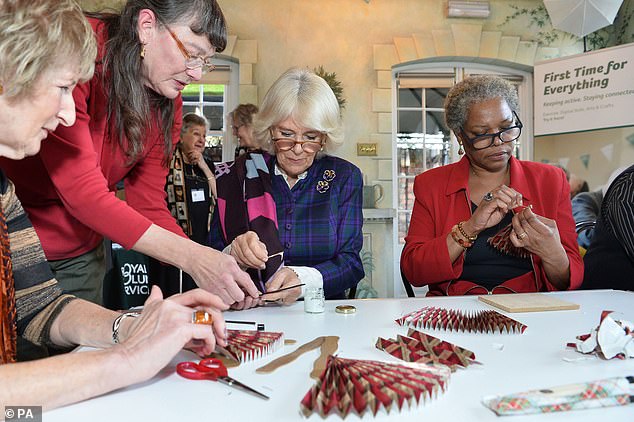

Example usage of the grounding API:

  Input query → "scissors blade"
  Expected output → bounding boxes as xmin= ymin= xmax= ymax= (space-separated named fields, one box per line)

xmin=219 ymin=376 xmax=269 ymax=400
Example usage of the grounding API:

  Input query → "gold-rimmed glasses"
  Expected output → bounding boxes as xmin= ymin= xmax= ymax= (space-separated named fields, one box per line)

xmin=270 ymin=128 xmax=324 ymax=154
xmin=160 ymin=20 xmax=215 ymax=73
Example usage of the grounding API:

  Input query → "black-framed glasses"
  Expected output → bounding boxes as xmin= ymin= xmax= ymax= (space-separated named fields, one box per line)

xmin=158 ymin=17 xmax=215 ymax=73
xmin=460 ymin=111 xmax=523 ymax=150
xmin=270 ymin=128 xmax=324 ymax=154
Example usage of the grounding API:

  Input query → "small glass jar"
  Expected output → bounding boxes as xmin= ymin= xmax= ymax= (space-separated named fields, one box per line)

xmin=304 ymin=286 xmax=325 ymax=313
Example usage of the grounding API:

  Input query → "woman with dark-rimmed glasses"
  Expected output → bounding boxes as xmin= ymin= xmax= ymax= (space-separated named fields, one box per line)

xmin=0 ymin=0 xmax=256 ymax=308
xmin=402 ymin=75 xmax=583 ymax=296
xmin=209 ymin=67 xmax=364 ymax=308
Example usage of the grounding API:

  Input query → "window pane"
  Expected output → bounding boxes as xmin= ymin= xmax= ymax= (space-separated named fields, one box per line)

xmin=398 ymin=88 xmax=422 ymax=108
xmin=182 ymin=105 xmax=199 ymax=116
xmin=398 ymin=110 xmax=422 ymax=133
xmin=425 ymin=87 xmax=448 ymax=109
xmin=425 ymin=111 xmax=448 ymax=135
xmin=203 ymin=105 xmax=223 ymax=131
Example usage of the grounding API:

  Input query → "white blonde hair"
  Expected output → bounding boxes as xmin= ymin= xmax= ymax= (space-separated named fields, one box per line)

xmin=253 ymin=67 xmax=343 ymax=154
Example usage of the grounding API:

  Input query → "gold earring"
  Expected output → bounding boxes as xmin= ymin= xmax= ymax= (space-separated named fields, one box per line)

xmin=0 ymin=83 xmax=3 ymax=95
xmin=458 ymin=143 xmax=464 ymax=155
xmin=140 ymin=44 xmax=146 ymax=59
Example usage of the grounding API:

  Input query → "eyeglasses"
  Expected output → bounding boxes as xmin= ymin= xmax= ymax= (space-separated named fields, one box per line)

xmin=160 ymin=20 xmax=215 ymax=73
xmin=270 ymin=128 xmax=324 ymax=154
xmin=460 ymin=111 xmax=523 ymax=150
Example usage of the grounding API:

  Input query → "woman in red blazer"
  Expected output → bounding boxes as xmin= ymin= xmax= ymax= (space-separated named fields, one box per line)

xmin=401 ymin=75 xmax=583 ymax=296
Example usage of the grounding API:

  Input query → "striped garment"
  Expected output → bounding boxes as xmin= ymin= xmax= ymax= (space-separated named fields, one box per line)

xmin=0 ymin=171 xmax=76 ymax=363
xmin=583 ymin=164 xmax=634 ymax=290
xmin=210 ymin=154 xmax=364 ymax=299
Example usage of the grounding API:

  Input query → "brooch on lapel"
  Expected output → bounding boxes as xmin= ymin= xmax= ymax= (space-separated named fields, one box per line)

xmin=316 ymin=169 xmax=336 ymax=194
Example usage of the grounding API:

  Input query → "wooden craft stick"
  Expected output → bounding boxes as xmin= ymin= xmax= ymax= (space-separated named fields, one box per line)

xmin=256 ymin=336 xmax=325 ymax=374
xmin=310 ymin=336 xmax=339 ymax=380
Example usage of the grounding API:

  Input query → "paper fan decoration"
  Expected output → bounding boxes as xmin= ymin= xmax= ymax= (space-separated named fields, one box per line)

xmin=396 ymin=306 xmax=527 ymax=334
xmin=488 ymin=223 xmax=531 ymax=258
xmin=487 ymin=205 xmax=531 ymax=259
xmin=222 ymin=329 xmax=284 ymax=363
xmin=376 ymin=329 xmax=477 ymax=371
xmin=300 ymin=355 xmax=450 ymax=418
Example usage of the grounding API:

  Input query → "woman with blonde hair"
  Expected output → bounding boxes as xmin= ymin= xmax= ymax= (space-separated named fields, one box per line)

xmin=0 ymin=0 xmax=227 ymax=409
xmin=210 ymin=68 xmax=364 ymax=308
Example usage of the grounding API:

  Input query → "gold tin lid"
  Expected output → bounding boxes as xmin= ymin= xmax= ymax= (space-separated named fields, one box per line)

xmin=335 ymin=305 xmax=357 ymax=314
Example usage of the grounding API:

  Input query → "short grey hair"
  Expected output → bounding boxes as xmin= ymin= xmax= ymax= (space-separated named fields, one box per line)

xmin=0 ymin=0 xmax=97 ymax=99
xmin=444 ymin=75 xmax=519 ymax=133
xmin=253 ymin=67 xmax=343 ymax=154
xmin=181 ymin=112 xmax=208 ymax=137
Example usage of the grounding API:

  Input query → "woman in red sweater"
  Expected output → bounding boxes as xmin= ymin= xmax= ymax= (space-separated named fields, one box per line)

xmin=0 ymin=0 xmax=255 ymax=306
xmin=401 ymin=75 xmax=583 ymax=296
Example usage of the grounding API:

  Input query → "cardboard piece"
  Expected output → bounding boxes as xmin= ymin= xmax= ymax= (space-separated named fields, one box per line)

xmin=478 ymin=293 xmax=580 ymax=313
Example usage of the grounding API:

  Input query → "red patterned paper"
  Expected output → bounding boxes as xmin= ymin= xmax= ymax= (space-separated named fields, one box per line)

xmin=376 ymin=329 xmax=477 ymax=371
xmin=396 ymin=306 xmax=526 ymax=334
xmin=488 ymin=223 xmax=531 ymax=259
xmin=300 ymin=355 xmax=450 ymax=418
xmin=567 ymin=310 xmax=634 ymax=359
xmin=223 ymin=329 xmax=283 ymax=363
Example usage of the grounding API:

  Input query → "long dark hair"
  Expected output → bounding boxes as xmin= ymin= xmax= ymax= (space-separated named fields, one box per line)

xmin=88 ymin=0 xmax=226 ymax=165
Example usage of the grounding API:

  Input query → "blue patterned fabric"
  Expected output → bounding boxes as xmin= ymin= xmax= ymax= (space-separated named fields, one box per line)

xmin=210 ymin=154 xmax=364 ymax=299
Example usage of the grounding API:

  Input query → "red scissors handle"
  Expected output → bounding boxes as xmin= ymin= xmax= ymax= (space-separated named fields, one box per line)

xmin=176 ymin=358 xmax=228 ymax=380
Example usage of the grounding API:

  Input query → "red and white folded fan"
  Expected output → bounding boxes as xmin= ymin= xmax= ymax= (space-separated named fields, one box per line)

xmin=376 ymin=328 xmax=478 ymax=370
xmin=222 ymin=329 xmax=284 ymax=363
xmin=396 ymin=306 xmax=527 ymax=334
xmin=300 ymin=355 xmax=450 ymax=418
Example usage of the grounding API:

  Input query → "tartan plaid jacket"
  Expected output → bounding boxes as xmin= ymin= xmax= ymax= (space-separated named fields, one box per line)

xmin=210 ymin=154 xmax=364 ymax=299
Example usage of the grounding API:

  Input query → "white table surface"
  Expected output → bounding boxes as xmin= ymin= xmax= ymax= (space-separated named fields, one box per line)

xmin=46 ymin=290 xmax=634 ymax=421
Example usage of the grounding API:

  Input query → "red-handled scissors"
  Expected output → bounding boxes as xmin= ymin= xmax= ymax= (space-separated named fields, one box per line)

xmin=176 ymin=358 xmax=269 ymax=400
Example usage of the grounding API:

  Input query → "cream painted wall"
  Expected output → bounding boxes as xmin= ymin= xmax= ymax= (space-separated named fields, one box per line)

xmin=534 ymin=127 xmax=634 ymax=190
xmin=216 ymin=0 xmax=559 ymax=183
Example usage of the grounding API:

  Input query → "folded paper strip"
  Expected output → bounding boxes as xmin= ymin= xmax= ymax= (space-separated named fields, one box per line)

xmin=222 ymin=330 xmax=284 ymax=363
xmin=396 ymin=306 xmax=527 ymax=334
xmin=376 ymin=328 xmax=477 ymax=371
xmin=482 ymin=376 xmax=634 ymax=415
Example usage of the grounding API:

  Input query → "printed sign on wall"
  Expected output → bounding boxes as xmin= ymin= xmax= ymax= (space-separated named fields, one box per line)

xmin=534 ymin=42 xmax=634 ymax=136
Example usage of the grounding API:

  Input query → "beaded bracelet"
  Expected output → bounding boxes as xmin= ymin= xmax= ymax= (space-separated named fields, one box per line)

xmin=457 ymin=221 xmax=477 ymax=242
xmin=451 ymin=226 xmax=473 ymax=250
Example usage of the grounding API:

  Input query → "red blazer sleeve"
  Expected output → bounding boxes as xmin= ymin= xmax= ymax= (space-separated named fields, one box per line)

xmin=401 ymin=173 xmax=467 ymax=286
